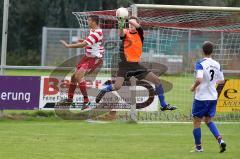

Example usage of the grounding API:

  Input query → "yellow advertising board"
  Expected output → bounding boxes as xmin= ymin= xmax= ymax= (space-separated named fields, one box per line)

xmin=217 ymin=79 xmax=240 ymax=112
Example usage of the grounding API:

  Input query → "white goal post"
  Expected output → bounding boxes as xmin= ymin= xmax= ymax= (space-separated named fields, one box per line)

xmin=1 ymin=0 xmax=9 ymax=75
xmin=133 ymin=4 xmax=240 ymax=11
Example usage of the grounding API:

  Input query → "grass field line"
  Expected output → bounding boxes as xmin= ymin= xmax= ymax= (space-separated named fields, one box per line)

xmin=1 ymin=120 xmax=240 ymax=125
xmin=86 ymin=120 xmax=240 ymax=124
xmin=138 ymin=121 xmax=240 ymax=124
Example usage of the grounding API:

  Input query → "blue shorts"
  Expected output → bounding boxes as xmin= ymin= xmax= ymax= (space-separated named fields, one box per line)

xmin=192 ymin=99 xmax=217 ymax=118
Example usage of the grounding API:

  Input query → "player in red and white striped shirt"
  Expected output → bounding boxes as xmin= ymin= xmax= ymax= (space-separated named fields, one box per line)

xmin=85 ymin=28 xmax=104 ymax=58
xmin=60 ymin=15 xmax=104 ymax=109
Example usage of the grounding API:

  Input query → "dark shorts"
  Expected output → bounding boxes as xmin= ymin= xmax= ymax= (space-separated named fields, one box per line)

xmin=117 ymin=62 xmax=150 ymax=80
xmin=192 ymin=99 xmax=217 ymax=118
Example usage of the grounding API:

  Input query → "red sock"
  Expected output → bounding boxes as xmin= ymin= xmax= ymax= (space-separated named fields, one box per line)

xmin=68 ymin=82 xmax=77 ymax=101
xmin=79 ymin=81 xmax=89 ymax=103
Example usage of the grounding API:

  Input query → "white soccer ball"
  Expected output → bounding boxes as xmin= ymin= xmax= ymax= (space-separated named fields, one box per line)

xmin=116 ymin=7 xmax=129 ymax=18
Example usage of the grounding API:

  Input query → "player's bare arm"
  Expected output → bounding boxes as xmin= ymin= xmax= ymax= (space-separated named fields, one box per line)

xmin=60 ymin=40 xmax=88 ymax=48
xmin=129 ymin=19 xmax=141 ymax=28
xmin=216 ymin=80 xmax=225 ymax=84
xmin=190 ymin=78 xmax=202 ymax=92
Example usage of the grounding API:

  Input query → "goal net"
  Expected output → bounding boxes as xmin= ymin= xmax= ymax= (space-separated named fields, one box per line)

xmin=50 ymin=4 xmax=240 ymax=121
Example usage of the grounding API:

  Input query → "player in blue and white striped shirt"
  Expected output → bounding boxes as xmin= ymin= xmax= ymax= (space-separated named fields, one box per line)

xmin=190 ymin=41 xmax=226 ymax=153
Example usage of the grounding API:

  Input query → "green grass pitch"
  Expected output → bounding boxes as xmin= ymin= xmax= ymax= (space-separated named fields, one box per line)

xmin=0 ymin=120 xmax=239 ymax=159
xmin=1 ymin=69 xmax=239 ymax=159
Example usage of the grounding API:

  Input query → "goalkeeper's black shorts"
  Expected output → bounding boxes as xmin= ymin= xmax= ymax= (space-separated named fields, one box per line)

xmin=117 ymin=61 xmax=150 ymax=80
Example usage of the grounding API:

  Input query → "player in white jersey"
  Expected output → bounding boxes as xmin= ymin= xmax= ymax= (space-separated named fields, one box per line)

xmin=84 ymin=28 xmax=104 ymax=58
xmin=59 ymin=15 xmax=104 ymax=110
xmin=190 ymin=41 xmax=226 ymax=153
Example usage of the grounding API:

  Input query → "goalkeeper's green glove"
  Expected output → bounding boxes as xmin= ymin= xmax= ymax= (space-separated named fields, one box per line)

xmin=118 ymin=17 xmax=125 ymax=29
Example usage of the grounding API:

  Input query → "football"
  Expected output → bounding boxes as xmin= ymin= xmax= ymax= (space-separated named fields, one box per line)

xmin=116 ymin=7 xmax=129 ymax=18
